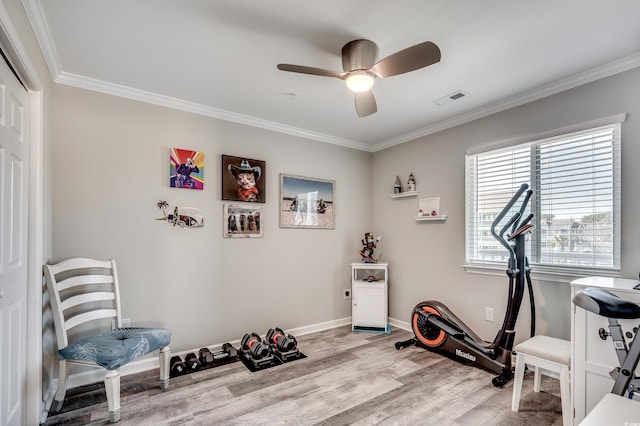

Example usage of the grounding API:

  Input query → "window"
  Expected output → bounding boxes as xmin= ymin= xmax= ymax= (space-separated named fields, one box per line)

xmin=465 ymin=116 xmax=623 ymax=276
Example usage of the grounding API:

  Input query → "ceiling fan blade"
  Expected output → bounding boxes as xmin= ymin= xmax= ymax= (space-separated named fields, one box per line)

xmin=277 ymin=64 xmax=346 ymax=79
xmin=354 ymin=91 xmax=377 ymax=117
xmin=369 ymin=41 xmax=441 ymax=78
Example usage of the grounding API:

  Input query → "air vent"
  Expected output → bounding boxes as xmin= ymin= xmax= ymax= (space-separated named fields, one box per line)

xmin=434 ymin=90 xmax=469 ymax=106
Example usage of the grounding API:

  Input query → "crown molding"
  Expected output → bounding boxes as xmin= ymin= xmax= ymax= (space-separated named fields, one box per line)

xmin=20 ymin=0 xmax=61 ymax=79
xmin=21 ymin=0 xmax=372 ymax=151
xmin=55 ymin=71 xmax=372 ymax=152
xmin=372 ymin=52 xmax=640 ymax=152
xmin=56 ymin=52 xmax=640 ymax=154
xmin=20 ymin=0 xmax=640 ymax=153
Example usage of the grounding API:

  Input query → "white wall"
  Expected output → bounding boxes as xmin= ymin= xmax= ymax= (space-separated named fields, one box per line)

xmin=50 ymin=84 xmax=373 ymax=351
xmin=49 ymin=58 xmax=640 ymax=352
xmin=373 ymin=66 xmax=640 ymax=342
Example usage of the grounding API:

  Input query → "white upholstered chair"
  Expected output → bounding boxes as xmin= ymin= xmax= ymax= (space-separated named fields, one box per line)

xmin=44 ymin=257 xmax=171 ymax=423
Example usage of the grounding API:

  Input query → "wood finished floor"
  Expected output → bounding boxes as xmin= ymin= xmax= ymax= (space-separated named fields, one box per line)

xmin=44 ymin=326 xmax=562 ymax=425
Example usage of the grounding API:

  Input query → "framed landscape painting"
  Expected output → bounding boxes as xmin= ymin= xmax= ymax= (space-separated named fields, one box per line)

xmin=280 ymin=174 xmax=335 ymax=229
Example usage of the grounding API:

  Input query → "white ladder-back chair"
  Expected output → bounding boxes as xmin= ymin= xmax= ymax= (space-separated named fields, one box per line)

xmin=44 ymin=257 xmax=171 ymax=423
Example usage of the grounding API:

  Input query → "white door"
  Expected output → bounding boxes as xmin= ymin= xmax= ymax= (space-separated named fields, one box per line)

xmin=0 ymin=54 xmax=29 ymax=426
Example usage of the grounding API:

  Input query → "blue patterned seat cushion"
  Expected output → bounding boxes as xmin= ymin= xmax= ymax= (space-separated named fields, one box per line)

xmin=59 ymin=327 xmax=171 ymax=370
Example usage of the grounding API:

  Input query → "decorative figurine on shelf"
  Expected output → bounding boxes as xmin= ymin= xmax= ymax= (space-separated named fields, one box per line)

xmin=359 ymin=232 xmax=381 ymax=263
xmin=394 ymin=176 xmax=403 ymax=194
xmin=407 ymin=173 xmax=416 ymax=192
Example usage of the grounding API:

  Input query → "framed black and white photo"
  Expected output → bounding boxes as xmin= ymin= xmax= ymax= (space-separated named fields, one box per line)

xmin=280 ymin=174 xmax=335 ymax=229
xmin=223 ymin=204 xmax=263 ymax=238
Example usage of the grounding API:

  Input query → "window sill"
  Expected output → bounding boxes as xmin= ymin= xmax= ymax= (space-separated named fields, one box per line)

xmin=463 ymin=263 xmax=621 ymax=283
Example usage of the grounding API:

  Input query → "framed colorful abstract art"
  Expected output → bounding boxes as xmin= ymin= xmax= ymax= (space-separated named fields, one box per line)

xmin=170 ymin=148 xmax=204 ymax=190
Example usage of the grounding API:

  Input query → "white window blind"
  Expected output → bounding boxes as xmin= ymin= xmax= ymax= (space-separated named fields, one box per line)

xmin=466 ymin=122 xmax=621 ymax=274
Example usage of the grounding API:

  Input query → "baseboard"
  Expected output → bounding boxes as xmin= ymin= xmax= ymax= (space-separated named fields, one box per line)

xmin=388 ymin=317 xmax=411 ymax=332
xmin=65 ymin=317 xmax=354 ymax=390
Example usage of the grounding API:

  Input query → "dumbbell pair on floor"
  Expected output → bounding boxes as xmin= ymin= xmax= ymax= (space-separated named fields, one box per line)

xmin=241 ymin=327 xmax=298 ymax=360
xmin=170 ymin=342 xmax=237 ymax=377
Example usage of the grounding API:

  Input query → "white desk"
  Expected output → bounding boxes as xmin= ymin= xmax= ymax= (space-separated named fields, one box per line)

xmin=580 ymin=393 xmax=640 ymax=425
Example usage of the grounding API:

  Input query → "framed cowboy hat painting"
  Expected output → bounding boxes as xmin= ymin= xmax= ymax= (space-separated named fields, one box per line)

xmin=222 ymin=155 xmax=266 ymax=203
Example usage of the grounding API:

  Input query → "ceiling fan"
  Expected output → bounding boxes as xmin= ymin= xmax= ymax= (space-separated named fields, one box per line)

xmin=277 ymin=39 xmax=441 ymax=117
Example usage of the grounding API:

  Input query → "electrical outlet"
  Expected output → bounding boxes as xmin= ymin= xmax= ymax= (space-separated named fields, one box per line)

xmin=485 ymin=307 xmax=494 ymax=322
xmin=343 ymin=289 xmax=351 ymax=299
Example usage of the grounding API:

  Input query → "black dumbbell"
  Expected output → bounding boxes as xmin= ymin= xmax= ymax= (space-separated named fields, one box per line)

xmin=266 ymin=327 xmax=298 ymax=352
xmin=199 ymin=348 xmax=214 ymax=367
xmin=221 ymin=342 xmax=238 ymax=358
xmin=211 ymin=342 xmax=238 ymax=360
xmin=170 ymin=355 xmax=186 ymax=376
xmin=184 ymin=352 xmax=201 ymax=371
xmin=241 ymin=333 xmax=270 ymax=360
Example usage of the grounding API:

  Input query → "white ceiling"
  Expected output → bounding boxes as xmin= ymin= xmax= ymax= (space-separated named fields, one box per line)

xmin=22 ymin=0 xmax=640 ymax=151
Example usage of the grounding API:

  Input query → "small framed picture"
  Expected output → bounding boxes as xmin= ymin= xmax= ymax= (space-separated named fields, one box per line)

xmin=170 ymin=148 xmax=204 ymax=190
xmin=222 ymin=155 xmax=266 ymax=203
xmin=224 ymin=204 xmax=263 ymax=238
xmin=280 ymin=174 xmax=335 ymax=229
xmin=418 ymin=197 xmax=440 ymax=216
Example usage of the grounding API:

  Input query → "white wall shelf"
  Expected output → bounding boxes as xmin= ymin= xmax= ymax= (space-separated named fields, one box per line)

xmin=414 ymin=215 xmax=447 ymax=222
xmin=390 ymin=191 xmax=419 ymax=199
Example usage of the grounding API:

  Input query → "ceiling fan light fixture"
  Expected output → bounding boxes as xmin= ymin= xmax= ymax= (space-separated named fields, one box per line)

xmin=345 ymin=71 xmax=374 ymax=92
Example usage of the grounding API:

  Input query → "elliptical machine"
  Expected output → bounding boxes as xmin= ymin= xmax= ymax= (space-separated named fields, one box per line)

xmin=396 ymin=183 xmax=536 ymax=387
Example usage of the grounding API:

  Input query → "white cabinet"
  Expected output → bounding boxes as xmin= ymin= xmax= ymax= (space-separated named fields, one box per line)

xmin=351 ymin=262 xmax=388 ymax=331
xmin=570 ymin=276 xmax=640 ymax=424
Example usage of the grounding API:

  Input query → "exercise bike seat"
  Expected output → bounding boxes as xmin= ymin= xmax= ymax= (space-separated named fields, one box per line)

xmin=573 ymin=287 xmax=640 ymax=319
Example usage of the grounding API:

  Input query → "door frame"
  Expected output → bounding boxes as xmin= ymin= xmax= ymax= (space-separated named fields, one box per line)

xmin=0 ymin=3 xmax=45 ymax=425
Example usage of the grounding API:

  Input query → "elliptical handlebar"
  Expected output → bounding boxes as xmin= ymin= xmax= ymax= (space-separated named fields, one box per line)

xmin=511 ymin=189 xmax=533 ymax=233
xmin=498 ymin=213 xmax=521 ymax=258
xmin=518 ymin=213 xmax=534 ymax=229
xmin=490 ymin=183 xmax=530 ymax=256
